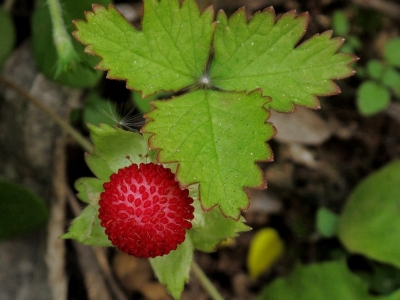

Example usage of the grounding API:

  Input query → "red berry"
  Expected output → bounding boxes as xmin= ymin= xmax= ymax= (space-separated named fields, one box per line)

xmin=99 ymin=163 xmax=195 ymax=258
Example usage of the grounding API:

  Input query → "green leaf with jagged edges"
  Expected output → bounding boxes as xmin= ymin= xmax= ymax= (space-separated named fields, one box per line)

xmin=189 ymin=197 xmax=250 ymax=252
xmin=73 ymin=1 xmax=214 ymax=96
xmin=150 ymin=237 xmax=193 ymax=300
xmin=143 ymin=89 xmax=274 ymax=219
xmin=209 ymin=8 xmax=357 ymax=112
xmin=62 ymin=204 xmax=112 ymax=246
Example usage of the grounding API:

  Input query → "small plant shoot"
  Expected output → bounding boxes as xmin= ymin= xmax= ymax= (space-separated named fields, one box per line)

xmin=62 ymin=0 xmax=356 ymax=298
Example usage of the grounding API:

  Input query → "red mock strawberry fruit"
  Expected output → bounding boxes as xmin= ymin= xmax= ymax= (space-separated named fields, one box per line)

xmin=99 ymin=163 xmax=195 ymax=258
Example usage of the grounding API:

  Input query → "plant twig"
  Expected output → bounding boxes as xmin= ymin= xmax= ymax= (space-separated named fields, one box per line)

xmin=0 ymin=75 xmax=93 ymax=153
xmin=191 ymin=261 xmax=224 ymax=300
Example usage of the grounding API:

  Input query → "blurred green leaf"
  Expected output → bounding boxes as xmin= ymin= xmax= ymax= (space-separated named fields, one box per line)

xmin=338 ymin=159 xmax=400 ymax=268
xmin=0 ymin=180 xmax=48 ymax=240
xmin=257 ymin=260 xmax=400 ymax=300
xmin=83 ymin=93 xmax=118 ymax=128
xmin=0 ymin=8 xmax=15 ymax=69
xmin=31 ymin=0 xmax=110 ymax=87
xmin=332 ymin=10 xmax=350 ymax=36
xmin=382 ymin=67 xmax=400 ymax=96
xmin=316 ymin=207 xmax=339 ymax=238
xmin=384 ymin=38 xmax=400 ymax=68
xmin=357 ymin=81 xmax=390 ymax=115
xmin=367 ymin=60 xmax=385 ymax=80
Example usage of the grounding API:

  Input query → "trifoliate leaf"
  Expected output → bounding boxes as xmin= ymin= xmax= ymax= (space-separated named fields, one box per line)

xmin=74 ymin=1 xmax=214 ymax=96
xmin=210 ymin=8 xmax=356 ymax=112
xmin=150 ymin=237 xmax=193 ymax=300
xmin=338 ymin=159 xmax=400 ymax=268
xmin=143 ymin=89 xmax=274 ymax=219
xmin=0 ymin=180 xmax=48 ymax=240
xmin=257 ymin=260 xmax=400 ymax=300
xmin=247 ymin=228 xmax=285 ymax=279
xmin=62 ymin=204 xmax=112 ymax=246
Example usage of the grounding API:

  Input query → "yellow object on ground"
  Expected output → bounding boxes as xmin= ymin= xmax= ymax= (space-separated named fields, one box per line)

xmin=247 ymin=228 xmax=285 ymax=279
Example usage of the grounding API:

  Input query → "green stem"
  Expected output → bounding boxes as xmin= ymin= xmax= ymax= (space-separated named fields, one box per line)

xmin=0 ymin=76 xmax=93 ymax=153
xmin=47 ymin=0 xmax=80 ymax=75
xmin=191 ymin=261 xmax=224 ymax=300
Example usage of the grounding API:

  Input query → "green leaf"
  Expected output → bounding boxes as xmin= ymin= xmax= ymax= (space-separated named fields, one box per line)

xmin=74 ymin=1 xmax=214 ymax=96
xmin=384 ymin=38 xmax=400 ymax=67
xmin=62 ymin=204 xmax=112 ymax=246
xmin=367 ymin=60 xmax=385 ymax=80
xmin=210 ymin=9 xmax=356 ymax=112
xmin=338 ymin=159 xmax=400 ymax=268
xmin=382 ymin=67 xmax=400 ymax=96
xmin=150 ymin=237 xmax=194 ymax=300
xmin=88 ymin=123 xmax=150 ymax=173
xmin=0 ymin=180 xmax=49 ymax=240
xmin=31 ymin=0 xmax=110 ymax=87
xmin=332 ymin=10 xmax=350 ymax=36
xmin=316 ymin=207 xmax=339 ymax=238
xmin=189 ymin=198 xmax=250 ymax=252
xmin=257 ymin=260 xmax=400 ymax=300
xmin=0 ymin=7 xmax=15 ymax=69
xmin=83 ymin=93 xmax=119 ymax=128
xmin=143 ymin=89 xmax=274 ymax=219
xmin=357 ymin=81 xmax=390 ymax=116
xmin=75 ymin=177 xmax=104 ymax=205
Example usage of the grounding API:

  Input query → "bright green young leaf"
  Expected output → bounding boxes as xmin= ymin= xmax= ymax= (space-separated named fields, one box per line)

xmin=32 ymin=0 xmax=110 ymax=87
xmin=338 ymin=159 xmax=400 ymax=268
xmin=357 ymin=81 xmax=390 ymax=116
xmin=210 ymin=9 xmax=356 ymax=112
xmin=257 ymin=260 xmax=400 ymax=300
xmin=74 ymin=1 xmax=214 ymax=96
xmin=143 ymin=89 xmax=274 ymax=218
xmin=0 ymin=7 xmax=15 ymax=69
xmin=0 ymin=180 xmax=48 ymax=240
xmin=62 ymin=204 xmax=112 ymax=246
xmin=150 ymin=238 xmax=193 ymax=300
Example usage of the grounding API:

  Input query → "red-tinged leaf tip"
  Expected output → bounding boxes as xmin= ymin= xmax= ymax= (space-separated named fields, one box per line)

xmin=99 ymin=163 xmax=195 ymax=258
